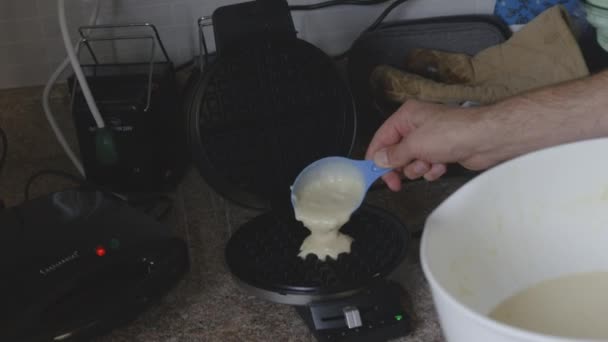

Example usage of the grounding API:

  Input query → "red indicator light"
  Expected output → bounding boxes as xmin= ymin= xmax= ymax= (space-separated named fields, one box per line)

xmin=95 ymin=246 xmax=107 ymax=257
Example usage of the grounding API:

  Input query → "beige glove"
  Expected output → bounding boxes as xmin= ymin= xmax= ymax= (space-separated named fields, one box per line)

xmin=370 ymin=5 xmax=590 ymax=105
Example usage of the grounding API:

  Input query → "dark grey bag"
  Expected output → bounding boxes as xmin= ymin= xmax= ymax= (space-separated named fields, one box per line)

xmin=347 ymin=15 xmax=512 ymax=135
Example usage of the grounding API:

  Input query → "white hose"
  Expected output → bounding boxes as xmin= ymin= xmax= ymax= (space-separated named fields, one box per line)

xmin=43 ymin=0 xmax=102 ymax=176
xmin=43 ymin=56 xmax=85 ymax=176
xmin=58 ymin=0 xmax=105 ymax=129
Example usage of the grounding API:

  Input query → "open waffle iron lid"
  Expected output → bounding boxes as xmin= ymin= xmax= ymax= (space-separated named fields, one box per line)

xmin=188 ymin=33 xmax=357 ymax=211
xmin=187 ymin=0 xmax=410 ymax=305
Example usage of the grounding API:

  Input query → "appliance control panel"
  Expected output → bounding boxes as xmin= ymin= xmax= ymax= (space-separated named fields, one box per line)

xmin=296 ymin=280 xmax=413 ymax=342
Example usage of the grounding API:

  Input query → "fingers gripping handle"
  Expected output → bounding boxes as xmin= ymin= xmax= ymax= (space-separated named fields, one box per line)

xmin=371 ymin=163 xmax=392 ymax=174
xmin=359 ymin=160 xmax=393 ymax=189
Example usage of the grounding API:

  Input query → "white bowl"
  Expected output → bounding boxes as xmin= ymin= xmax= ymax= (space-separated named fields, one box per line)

xmin=421 ymin=138 xmax=608 ymax=342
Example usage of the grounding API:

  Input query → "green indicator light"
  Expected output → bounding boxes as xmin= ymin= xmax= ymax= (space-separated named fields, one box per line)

xmin=394 ymin=314 xmax=403 ymax=321
xmin=109 ymin=238 xmax=120 ymax=249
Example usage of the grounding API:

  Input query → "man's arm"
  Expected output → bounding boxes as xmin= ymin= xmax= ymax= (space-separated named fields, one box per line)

xmin=366 ymin=70 xmax=608 ymax=190
xmin=476 ymin=70 xmax=608 ymax=168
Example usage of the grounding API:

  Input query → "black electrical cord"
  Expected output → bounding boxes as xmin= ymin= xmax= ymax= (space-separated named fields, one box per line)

xmin=333 ymin=0 xmax=411 ymax=60
xmin=128 ymin=194 xmax=174 ymax=221
xmin=364 ymin=0 xmax=409 ymax=32
xmin=0 ymin=125 xmax=6 ymax=177
xmin=24 ymin=170 xmax=173 ymax=221
xmin=175 ymin=60 xmax=195 ymax=72
xmin=289 ymin=0 xmax=391 ymax=11
xmin=24 ymin=170 xmax=104 ymax=201
xmin=0 ymin=125 xmax=6 ymax=210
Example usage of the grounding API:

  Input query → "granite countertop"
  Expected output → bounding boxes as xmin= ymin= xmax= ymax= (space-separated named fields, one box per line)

xmin=0 ymin=85 xmax=470 ymax=342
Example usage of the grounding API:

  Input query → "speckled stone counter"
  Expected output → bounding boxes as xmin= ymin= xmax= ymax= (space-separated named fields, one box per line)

xmin=0 ymin=85 xmax=469 ymax=342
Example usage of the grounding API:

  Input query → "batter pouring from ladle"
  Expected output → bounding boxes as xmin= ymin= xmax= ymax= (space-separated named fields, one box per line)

xmin=291 ymin=157 xmax=391 ymax=261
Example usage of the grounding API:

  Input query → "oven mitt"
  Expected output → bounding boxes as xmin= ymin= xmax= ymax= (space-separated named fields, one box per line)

xmin=370 ymin=5 xmax=589 ymax=105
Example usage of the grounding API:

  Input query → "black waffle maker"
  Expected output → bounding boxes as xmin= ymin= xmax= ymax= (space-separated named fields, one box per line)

xmin=186 ymin=1 xmax=413 ymax=341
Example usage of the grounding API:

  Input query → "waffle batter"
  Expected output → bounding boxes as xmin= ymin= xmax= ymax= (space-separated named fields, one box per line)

xmin=489 ymin=271 xmax=608 ymax=339
xmin=292 ymin=169 xmax=365 ymax=261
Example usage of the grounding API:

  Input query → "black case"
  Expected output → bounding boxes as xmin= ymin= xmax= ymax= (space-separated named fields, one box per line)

xmin=69 ymin=62 xmax=187 ymax=193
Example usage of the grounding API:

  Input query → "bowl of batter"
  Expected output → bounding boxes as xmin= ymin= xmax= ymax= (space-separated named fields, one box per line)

xmin=421 ymin=137 xmax=608 ymax=342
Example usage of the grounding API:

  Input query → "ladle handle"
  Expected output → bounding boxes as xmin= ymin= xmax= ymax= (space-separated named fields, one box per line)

xmin=371 ymin=164 xmax=392 ymax=174
xmin=360 ymin=160 xmax=393 ymax=189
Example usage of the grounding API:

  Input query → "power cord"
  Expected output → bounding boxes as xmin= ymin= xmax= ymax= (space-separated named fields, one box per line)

xmin=0 ymin=125 xmax=6 ymax=177
xmin=24 ymin=170 xmax=111 ymax=202
xmin=43 ymin=0 xmax=102 ymax=176
xmin=0 ymin=125 xmax=6 ymax=210
xmin=58 ymin=0 xmax=105 ymax=130
xmin=128 ymin=194 xmax=174 ymax=221
xmin=289 ymin=0 xmax=392 ymax=11
xmin=45 ymin=0 xmax=119 ymax=177
xmin=24 ymin=170 xmax=174 ymax=221
xmin=333 ymin=0 xmax=411 ymax=60
xmin=364 ymin=0 xmax=410 ymax=32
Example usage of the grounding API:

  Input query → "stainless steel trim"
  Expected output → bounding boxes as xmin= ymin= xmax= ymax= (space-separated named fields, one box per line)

xmin=197 ymin=16 xmax=213 ymax=71
xmin=78 ymin=23 xmax=171 ymax=63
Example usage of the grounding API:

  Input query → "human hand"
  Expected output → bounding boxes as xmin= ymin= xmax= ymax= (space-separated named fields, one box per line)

xmin=365 ymin=100 xmax=495 ymax=191
xmin=367 ymin=71 xmax=608 ymax=192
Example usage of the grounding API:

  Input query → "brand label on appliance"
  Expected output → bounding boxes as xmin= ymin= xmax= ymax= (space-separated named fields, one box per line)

xmin=88 ymin=126 xmax=133 ymax=132
xmin=39 ymin=250 xmax=80 ymax=276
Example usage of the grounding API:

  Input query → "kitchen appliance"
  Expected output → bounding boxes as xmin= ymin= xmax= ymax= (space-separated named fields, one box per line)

xmin=68 ymin=24 xmax=187 ymax=193
xmin=421 ymin=137 xmax=608 ymax=342
xmin=226 ymin=205 xmax=413 ymax=342
xmin=186 ymin=2 xmax=356 ymax=211
xmin=185 ymin=1 xmax=413 ymax=341
xmin=0 ymin=188 xmax=189 ymax=342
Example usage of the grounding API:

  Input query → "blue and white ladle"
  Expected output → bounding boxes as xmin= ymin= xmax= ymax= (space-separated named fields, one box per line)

xmin=290 ymin=156 xmax=393 ymax=212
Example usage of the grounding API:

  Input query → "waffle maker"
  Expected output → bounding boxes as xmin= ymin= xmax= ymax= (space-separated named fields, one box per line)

xmin=225 ymin=205 xmax=412 ymax=342
xmin=186 ymin=1 xmax=413 ymax=341
xmin=186 ymin=0 xmax=356 ymax=211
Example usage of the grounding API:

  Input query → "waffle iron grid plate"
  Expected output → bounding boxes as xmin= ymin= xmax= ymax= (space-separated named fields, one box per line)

xmin=226 ymin=204 xmax=410 ymax=305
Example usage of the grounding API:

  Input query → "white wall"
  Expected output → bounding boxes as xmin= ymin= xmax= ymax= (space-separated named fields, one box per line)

xmin=0 ymin=0 xmax=495 ymax=89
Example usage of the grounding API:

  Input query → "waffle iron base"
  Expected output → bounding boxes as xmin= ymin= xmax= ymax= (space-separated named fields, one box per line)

xmin=225 ymin=204 xmax=410 ymax=305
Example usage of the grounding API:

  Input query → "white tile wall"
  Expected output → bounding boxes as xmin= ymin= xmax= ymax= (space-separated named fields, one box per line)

xmin=0 ymin=0 xmax=38 ymax=20
xmin=0 ymin=0 xmax=495 ymax=89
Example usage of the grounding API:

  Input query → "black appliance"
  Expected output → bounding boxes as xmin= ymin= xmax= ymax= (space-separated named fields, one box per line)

xmin=225 ymin=205 xmax=413 ymax=342
xmin=69 ymin=24 xmax=187 ymax=193
xmin=186 ymin=0 xmax=356 ymax=211
xmin=0 ymin=189 xmax=189 ymax=342
xmin=185 ymin=1 xmax=413 ymax=341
